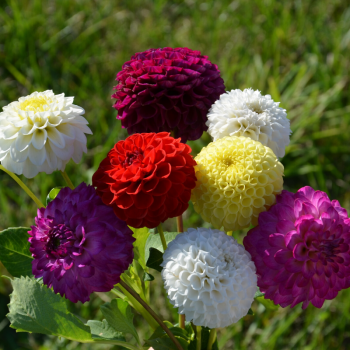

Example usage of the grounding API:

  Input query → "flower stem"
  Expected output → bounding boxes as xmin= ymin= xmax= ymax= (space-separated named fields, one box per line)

xmin=119 ymin=280 xmax=184 ymax=350
xmin=60 ymin=170 xmax=75 ymax=190
xmin=0 ymin=165 xmax=45 ymax=208
xmin=207 ymin=328 xmax=217 ymax=350
xmin=177 ymin=215 xmax=186 ymax=329
xmin=196 ymin=326 xmax=202 ymax=350
xmin=176 ymin=215 xmax=184 ymax=233
xmin=157 ymin=224 xmax=167 ymax=251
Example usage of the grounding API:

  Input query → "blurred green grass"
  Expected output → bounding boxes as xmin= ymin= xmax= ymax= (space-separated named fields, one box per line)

xmin=0 ymin=0 xmax=350 ymax=349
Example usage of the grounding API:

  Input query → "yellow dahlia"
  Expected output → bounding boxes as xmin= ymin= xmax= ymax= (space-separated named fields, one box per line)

xmin=191 ymin=136 xmax=284 ymax=231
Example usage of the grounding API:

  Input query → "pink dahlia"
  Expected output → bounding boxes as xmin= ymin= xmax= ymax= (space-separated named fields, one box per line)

xmin=112 ymin=47 xmax=225 ymax=142
xmin=29 ymin=183 xmax=134 ymax=303
xmin=243 ymin=186 xmax=350 ymax=309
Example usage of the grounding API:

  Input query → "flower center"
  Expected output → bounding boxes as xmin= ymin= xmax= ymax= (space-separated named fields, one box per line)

xmin=45 ymin=224 xmax=74 ymax=258
xmin=318 ymin=238 xmax=343 ymax=258
xmin=19 ymin=96 xmax=52 ymax=113
xmin=122 ymin=148 xmax=144 ymax=168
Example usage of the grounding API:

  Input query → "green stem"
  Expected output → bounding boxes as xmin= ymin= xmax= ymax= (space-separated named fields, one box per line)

xmin=119 ymin=280 xmax=184 ymax=350
xmin=207 ymin=328 xmax=217 ymax=350
xmin=157 ymin=223 xmax=167 ymax=251
xmin=115 ymin=285 xmax=159 ymax=330
xmin=0 ymin=165 xmax=45 ymax=208
xmin=61 ymin=170 xmax=75 ymax=189
xmin=177 ymin=215 xmax=185 ymax=328
xmin=196 ymin=326 xmax=202 ymax=350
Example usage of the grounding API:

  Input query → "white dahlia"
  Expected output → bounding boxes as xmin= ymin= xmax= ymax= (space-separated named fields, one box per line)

xmin=161 ymin=228 xmax=257 ymax=328
xmin=0 ymin=90 xmax=92 ymax=178
xmin=206 ymin=88 xmax=291 ymax=157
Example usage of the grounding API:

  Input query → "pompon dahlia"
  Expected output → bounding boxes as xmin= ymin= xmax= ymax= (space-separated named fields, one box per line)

xmin=243 ymin=186 xmax=350 ymax=309
xmin=0 ymin=90 xmax=92 ymax=178
xmin=112 ymin=47 xmax=225 ymax=142
xmin=161 ymin=228 xmax=257 ymax=328
xmin=206 ymin=88 xmax=291 ymax=157
xmin=29 ymin=183 xmax=134 ymax=303
xmin=191 ymin=136 xmax=284 ymax=231
xmin=92 ymin=132 xmax=197 ymax=228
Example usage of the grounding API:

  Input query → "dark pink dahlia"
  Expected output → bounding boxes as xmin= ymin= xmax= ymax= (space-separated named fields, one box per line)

xmin=243 ymin=186 xmax=350 ymax=309
xmin=112 ymin=47 xmax=225 ymax=142
xmin=29 ymin=183 xmax=134 ymax=303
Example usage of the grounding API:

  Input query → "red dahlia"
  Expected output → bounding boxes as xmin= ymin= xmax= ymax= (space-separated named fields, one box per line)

xmin=92 ymin=132 xmax=197 ymax=228
xmin=112 ymin=47 xmax=225 ymax=142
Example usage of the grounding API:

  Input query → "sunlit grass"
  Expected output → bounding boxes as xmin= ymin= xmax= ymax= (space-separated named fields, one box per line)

xmin=0 ymin=0 xmax=350 ymax=349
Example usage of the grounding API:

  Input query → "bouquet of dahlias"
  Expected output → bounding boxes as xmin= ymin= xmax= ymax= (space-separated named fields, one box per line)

xmin=1 ymin=47 xmax=349 ymax=350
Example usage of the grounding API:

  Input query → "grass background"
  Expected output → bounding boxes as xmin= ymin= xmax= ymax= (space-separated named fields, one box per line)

xmin=0 ymin=0 xmax=350 ymax=349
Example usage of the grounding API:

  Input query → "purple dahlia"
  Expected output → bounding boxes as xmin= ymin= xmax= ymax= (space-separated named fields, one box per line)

xmin=29 ymin=183 xmax=134 ymax=303
xmin=112 ymin=47 xmax=225 ymax=142
xmin=243 ymin=186 xmax=350 ymax=309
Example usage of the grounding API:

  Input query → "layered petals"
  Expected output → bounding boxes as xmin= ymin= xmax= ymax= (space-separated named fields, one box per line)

xmin=243 ymin=186 xmax=350 ymax=309
xmin=92 ymin=132 xmax=197 ymax=228
xmin=28 ymin=183 xmax=134 ymax=303
xmin=0 ymin=90 xmax=92 ymax=178
xmin=112 ymin=47 xmax=225 ymax=142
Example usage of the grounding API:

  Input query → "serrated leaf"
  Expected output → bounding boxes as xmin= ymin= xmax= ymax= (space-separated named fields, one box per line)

xmin=143 ymin=272 xmax=155 ymax=281
xmin=254 ymin=287 xmax=265 ymax=298
xmin=131 ymin=227 xmax=150 ymax=269
xmin=145 ymin=232 xmax=179 ymax=262
xmin=100 ymin=298 xmax=140 ymax=344
xmin=0 ymin=227 xmax=33 ymax=277
xmin=46 ymin=187 xmax=63 ymax=205
xmin=87 ymin=319 xmax=125 ymax=341
xmin=7 ymin=276 xmax=91 ymax=342
xmin=256 ymin=296 xmax=279 ymax=310
xmin=146 ymin=248 xmax=163 ymax=272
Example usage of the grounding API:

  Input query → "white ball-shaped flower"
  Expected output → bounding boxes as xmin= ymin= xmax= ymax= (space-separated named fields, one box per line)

xmin=206 ymin=88 xmax=291 ymax=157
xmin=161 ymin=228 xmax=257 ymax=328
xmin=0 ymin=90 xmax=92 ymax=178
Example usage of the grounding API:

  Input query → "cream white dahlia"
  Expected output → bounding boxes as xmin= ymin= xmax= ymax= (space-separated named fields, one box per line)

xmin=0 ymin=90 xmax=92 ymax=178
xmin=206 ymin=88 xmax=291 ymax=157
xmin=161 ymin=228 xmax=257 ymax=328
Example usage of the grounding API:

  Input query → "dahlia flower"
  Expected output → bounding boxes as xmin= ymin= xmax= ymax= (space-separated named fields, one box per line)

xmin=29 ymin=183 xmax=134 ymax=303
xmin=191 ymin=136 xmax=284 ymax=231
xmin=161 ymin=228 xmax=257 ymax=328
xmin=92 ymin=132 xmax=197 ymax=228
xmin=206 ymin=88 xmax=291 ymax=157
xmin=0 ymin=90 xmax=92 ymax=178
xmin=243 ymin=186 xmax=350 ymax=309
xmin=112 ymin=47 xmax=225 ymax=142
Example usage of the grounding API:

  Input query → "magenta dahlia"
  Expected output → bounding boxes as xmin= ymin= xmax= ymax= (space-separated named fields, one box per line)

xmin=243 ymin=186 xmax=350 ymax=309
xmin=28 ymin=183 xmax=134 ymax=303
xmin=112 ymin=47 xmax=225 ymax=142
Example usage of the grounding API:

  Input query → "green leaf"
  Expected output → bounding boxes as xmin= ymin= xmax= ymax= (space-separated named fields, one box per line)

xmin=145 ymin=231 xmax=179 ymax=262
xmin=188 ymin=327 xmax=218 ymax=350
xmin=0 ymin=227 xmax=33 ymax=277
xmin=7 ymin=276 xmax=91 ymax=342
xmin=256 ymin=296 xmax=279 ymax=310
xmin=254 ymin=287 xmax=265 ymax=298
xmin=87 ymin=319 xmax=125 ymax=341
xmin=145 ymin=336 xmax=189 ymax=350
xmin=130 ymin=226 xmax=150 ymax=269
xmin=146 ymin=247 xmax=163 ymax=272
xmin=149 ymin=323 xmax=191 ymax=341
xmin=100 ymin=298 xmax=140 ymax=344
xmin=46 ymin=187 xmax=63 ymax=205
xmin=247 ymin=308 xmax=254 ymax=315
xmin=143 ymin=272 xmax=155 ymax=281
